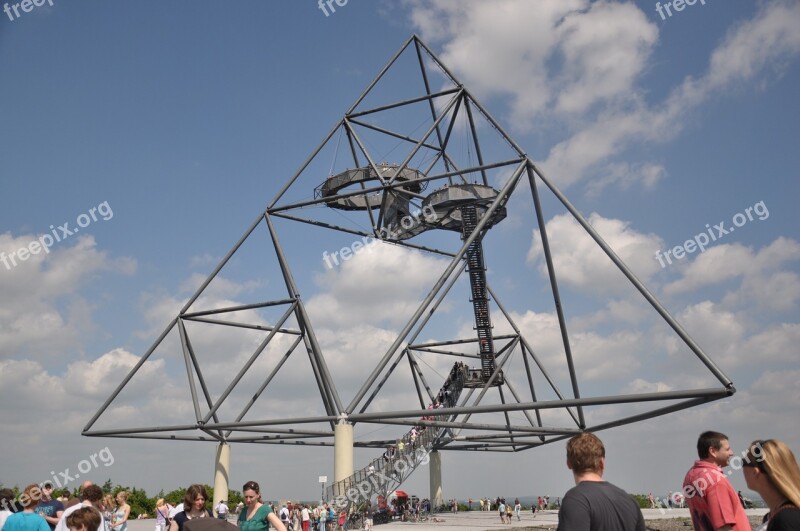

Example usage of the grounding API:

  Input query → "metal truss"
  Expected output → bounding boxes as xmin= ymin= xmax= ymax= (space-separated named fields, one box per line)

xmin=84 ymin=35 xmax=734 ymax=458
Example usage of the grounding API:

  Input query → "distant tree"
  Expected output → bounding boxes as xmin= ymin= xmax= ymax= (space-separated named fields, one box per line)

xmin=102 ymin=480 xmax=114 ymax=494
xmin=164 ymin=488 xmax=186 ymax=507
xmin=631 ymin=494 xmax=649 ymax=509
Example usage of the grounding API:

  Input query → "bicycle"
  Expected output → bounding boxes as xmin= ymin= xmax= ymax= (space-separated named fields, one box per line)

xmin=347 ymin=513 xmax=363 ymax=530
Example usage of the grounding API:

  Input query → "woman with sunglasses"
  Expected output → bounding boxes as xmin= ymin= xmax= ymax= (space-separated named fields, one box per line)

xmin=743 ymin=439 xmax=800 ymax=530
xmin=237 ymin=481 xmax=285 ymax=531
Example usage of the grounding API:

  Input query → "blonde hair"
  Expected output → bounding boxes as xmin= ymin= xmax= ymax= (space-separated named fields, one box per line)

xmin=747 ymin=439 xmax=800 ymax=508
xmin=156 ymin=498 xmax=165 ymax=508
xmin=104 ymin=495 xmax=116 ymax=508
xmin=116 ymin=491 xmax=129 ymax=503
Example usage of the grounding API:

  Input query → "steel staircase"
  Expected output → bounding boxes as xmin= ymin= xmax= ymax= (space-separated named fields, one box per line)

xmin=327 ymin=363 xmax=469 ymax=510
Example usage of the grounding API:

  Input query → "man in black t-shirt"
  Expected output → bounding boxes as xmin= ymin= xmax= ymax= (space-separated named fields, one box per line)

xmin=557 ymin=432 xmax=645 ymax=531
xmin=36 ymin=483 xmax=64 ymax=531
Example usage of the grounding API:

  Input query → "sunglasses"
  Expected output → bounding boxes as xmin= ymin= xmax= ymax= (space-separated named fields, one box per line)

xmin=742 ymin=439 xmax=771 ymax=472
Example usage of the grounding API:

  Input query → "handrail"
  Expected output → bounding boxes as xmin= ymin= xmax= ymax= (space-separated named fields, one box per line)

xmin=327 ymin=363 xmax=469 ymax=511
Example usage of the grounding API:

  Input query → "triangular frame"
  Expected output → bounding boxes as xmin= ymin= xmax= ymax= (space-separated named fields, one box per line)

xmin=84 ymin=35 xmax=734 ymax=455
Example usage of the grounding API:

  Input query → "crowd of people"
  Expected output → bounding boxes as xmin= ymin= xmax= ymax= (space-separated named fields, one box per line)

xmin=555 ymin=431 xmax=800 ymax=531
xmin=1 ymin=430 xmax=798 ymax=531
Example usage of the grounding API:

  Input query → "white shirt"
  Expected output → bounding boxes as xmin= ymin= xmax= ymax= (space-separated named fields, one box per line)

xmin=169 ymin=504 xmax=184 ymax=518
xmin=0 ymin=509 xmax=12 ymax=530
xmin=55 ymin=503 xmax=105 ymax=531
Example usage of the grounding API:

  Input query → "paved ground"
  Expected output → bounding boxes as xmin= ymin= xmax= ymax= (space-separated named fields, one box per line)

xmin=124 ymin=507 xmax=770 ymax=531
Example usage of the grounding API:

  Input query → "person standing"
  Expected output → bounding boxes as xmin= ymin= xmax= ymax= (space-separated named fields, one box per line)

xmin=300 ymin=505 xmax=310 ymax=531
xmin=215 ymin=500 xmax=228 ymax=521
xmin=112 ymin=493 xmax=130 ymax=531
xmin=364 ymin=502 xmax=373 ymax=531
xmin=55 ymin=486 xmax=105 ymax=531
xmin=154 ymin=499 xmax=170 ymax=531
xmin=683 ymin=431 xmax=751 ymax=531
xmin=279 ymin=506 xmax=290 ymax=530
xmin=236 ymin=481 xmax=285 ymax=531
xmin=169 ymin=485 xmax=211 ymax=531
xmin=35 ymin=484 xmax=64 ymax=531
xmin=498 ymin=500 xmax=506 ymax=524
xmin=556 ymin=432 xmax=645 ymax=531
xmin=2 ymin=485 xmax=50 ymax=531
xmin=513 ymin=499 xmax=521 ymax=521
xmin=742 ymin=439 xmax=800 ymax=531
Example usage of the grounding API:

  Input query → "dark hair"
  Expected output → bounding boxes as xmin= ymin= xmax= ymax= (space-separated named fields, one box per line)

xmin=183 ymin=485 xmax=209 ymax=510
xmin=81 ymin=486 xmax=103 ymax=504
xmin=697 ymin=431 xmax=728 ymax=458
xmin=66 ymin=506 xmax=102 ymax=530
xmin=242 ymin=481 xmax=260 ymax=494
xmin=0 ymin=488 xmax=18 ymax=512
xmin=566 ymin=432 xmax=605 ymax=474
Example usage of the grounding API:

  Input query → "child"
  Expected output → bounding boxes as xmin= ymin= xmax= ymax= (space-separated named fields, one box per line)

xmin=67 ymin=507 xmax=102 ymax=531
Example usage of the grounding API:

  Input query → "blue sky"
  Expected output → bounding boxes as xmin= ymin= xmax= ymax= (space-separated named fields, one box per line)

xmin=1 ymin=0 xmax=799 ymax=504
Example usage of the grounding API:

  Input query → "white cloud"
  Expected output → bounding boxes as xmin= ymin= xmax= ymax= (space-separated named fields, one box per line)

xmin=409 ymin=1 xmax=800 ymax=188
xmin=408 ymin=0 xmax=656 ymax=125
xmin=585 ymin=162 xmax=666 ymax=197
xmin=670 ymin=300 xmax=799 ymax=370
xmin=543 ymin=1 xmax=800 ymax=186
xmin=0 ymin=233 xmax=135 ymax=361
xmin=665 ymin=238 xmax=800 ymax=312
xmin=308 ymin=242 xmax=449 ymax=328
xmin=528 ymin=212 xmax=664 ymax=294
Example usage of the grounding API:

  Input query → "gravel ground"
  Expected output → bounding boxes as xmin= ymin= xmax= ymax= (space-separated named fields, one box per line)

xmin=124 ymin=508 xmax=769 ymax=531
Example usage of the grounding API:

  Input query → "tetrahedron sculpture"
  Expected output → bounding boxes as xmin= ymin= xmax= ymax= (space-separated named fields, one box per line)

xmin=84 ymin=36 xmax=734 ymax=481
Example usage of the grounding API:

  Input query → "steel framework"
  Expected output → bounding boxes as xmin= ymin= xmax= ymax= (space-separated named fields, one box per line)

xmin=84 ymin=35 xmax=734 ymax=458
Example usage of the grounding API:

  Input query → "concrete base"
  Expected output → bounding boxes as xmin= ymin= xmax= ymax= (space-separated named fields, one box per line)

xmin=213 ymin=443 xmax=230 ymax=516
xmin=333 ymin=420 xmax=354 ymax=499
xmin=429 ymin=450 xmax=442 ymax=508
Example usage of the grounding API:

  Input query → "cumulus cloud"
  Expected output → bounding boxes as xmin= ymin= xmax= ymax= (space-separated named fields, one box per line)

xmin=408 ymin=0 xmax=656 ymax=124
xmin=308 ymin=242 xmax=450 ymax=328
xmin=527 ymin=212 xmax=664 ymax=294
xmin=0 ymin=233 xmax=135 ymax=361
xmin=542 ymin=0 xmax=800 ymax=186
xmin=665 ymin=238 xmax=800 ymax=312
xmin=409 ymin=0 xmax=800 ymax=188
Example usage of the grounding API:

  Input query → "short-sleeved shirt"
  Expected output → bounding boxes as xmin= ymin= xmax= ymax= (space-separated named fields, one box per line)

xmin=237 ymin=505 xmax=272 ymax=531
xmin=173 ymin=510 xmax=212 ymax=531
xmin=35 ymin=500 xmax=64 ymax=531
xmin=557 ymin=481 xmax=646 ymax=531
xmin=683 ymin=460 xmax=751 ymax=531
xmin=2 ymin=512 xmax=51 ymax=531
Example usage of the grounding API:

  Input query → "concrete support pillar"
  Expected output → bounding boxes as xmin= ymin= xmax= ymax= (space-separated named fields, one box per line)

xmin=429 ymin=450 xmax=443 ymax=510
xmin=213 ymin=442 xmax=230 ymax=517
xmin=333 ymin=418 xmax=354 ymax=500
